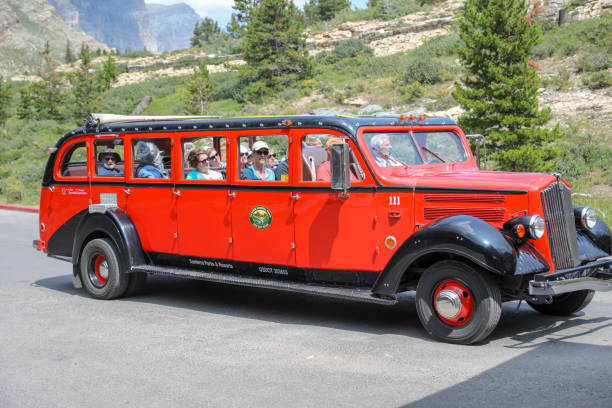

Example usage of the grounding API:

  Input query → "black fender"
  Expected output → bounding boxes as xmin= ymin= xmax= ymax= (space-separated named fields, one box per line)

xmin=579 ymin=216 xmax=612 ymax=256
xmin=71 ymin=207 xmax=147 ymax=274
xmin=372 ymin=215 xmax=516 ymax=296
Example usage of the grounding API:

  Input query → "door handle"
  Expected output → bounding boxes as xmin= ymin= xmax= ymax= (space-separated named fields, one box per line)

xmin=290 ymin=193 xmax=300 ymax=200
xmin=228 ymin=192 xmax=236 ymax=198
xmin=173 ymin=190 xmax=181 ymax=196
xmin=124 ymin=188 xmax=130 ymax=195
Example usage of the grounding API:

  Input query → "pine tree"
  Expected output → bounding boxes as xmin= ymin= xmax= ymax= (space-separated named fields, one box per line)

xmin=64 ymin=40 xmax=76 ymax=63
xmin=17 ymin=86 xmax=36 ymax=120
xmin=190 ymin=18 xmax=222 ymax=47
xmin=304 ymin=0 xmax=350 ymax=22
xmin=184 ymin=62 xmax=212 ymax=115
xmin=452 ymin=0 xmax=560 ymax=172
xmin=229 ymin=0 xmax=259 ymax=37
xmin=96 ymin=55 xmax=118 ymax=90
xmin=241 ymin=0 xmax=312 ymax=101
xmin=0 ymin=75 xmax=11 ymax=129
xmin=70 ymin=44 xmax=100 ymax=121
xmin=33 ymin=53 xmax=66 ymax=120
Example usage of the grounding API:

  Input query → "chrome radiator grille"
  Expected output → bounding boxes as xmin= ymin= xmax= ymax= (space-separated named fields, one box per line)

xmin=540 ymin=182 xmax=580 ymax=269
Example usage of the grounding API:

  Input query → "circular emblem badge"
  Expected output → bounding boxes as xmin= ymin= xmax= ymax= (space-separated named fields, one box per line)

xmin=385 ymin=235 xmax=397 ymax=250
xmin=249 ymin=206 xmax=272 ymax=229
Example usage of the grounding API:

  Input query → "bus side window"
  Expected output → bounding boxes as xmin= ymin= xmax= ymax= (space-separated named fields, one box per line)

xmin=59 ymin=141 xmax=88 ymax=177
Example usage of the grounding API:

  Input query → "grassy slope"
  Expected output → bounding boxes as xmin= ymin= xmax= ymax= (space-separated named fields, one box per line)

xmin=1 ymin=14 xmax=610 ymax=226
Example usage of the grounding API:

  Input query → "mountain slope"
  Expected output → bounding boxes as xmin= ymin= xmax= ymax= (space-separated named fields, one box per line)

xmin=0 ymin=0 xmax=107 ymax=76
xmin=147 ymin=2 xmax=201 ymax=52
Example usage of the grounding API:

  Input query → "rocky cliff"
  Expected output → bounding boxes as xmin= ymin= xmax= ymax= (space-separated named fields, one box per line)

xmin=147 ymin=3 xmax=201 ymax=52
xmin=0 ymin=0 xmax=107 ymax=76
xmin=48 ymin=0 xmax=157 ymax=52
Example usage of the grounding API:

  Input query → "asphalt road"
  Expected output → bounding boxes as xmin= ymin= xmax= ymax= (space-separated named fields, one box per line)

xmin=1 ymin=209 xmax=611 ymax=408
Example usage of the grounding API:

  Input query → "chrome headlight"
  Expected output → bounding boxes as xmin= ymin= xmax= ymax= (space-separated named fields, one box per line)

xmin=528 ymin=215 xmax=545 ymax=240
xmin=580 ymin=207 xmax=597 ymax=229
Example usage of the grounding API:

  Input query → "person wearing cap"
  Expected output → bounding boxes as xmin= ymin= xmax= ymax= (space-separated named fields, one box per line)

xmin=316 ymin=138 xmax=359 ymax=182
xmin=97 ymin=149 xmax=123 ymax=176
xmin=186 ymin=147 xmax=224 ymax=180
xmin=242 ymin=140 xmax=276 ymax=181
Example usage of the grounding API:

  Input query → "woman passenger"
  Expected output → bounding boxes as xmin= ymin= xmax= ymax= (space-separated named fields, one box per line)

xmin=186 ymin=148 xmax=224 ymax=180
xmin=241 ymin=141 xmax=275 ymax=181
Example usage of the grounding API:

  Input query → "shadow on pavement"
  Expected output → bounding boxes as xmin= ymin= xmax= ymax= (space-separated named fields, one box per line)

xmin=403 ymin=341 xmax=612 ymax=408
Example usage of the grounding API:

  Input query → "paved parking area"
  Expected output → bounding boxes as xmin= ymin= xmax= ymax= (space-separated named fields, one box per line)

xmin=1 ymin=210 xmax=611 ymax=407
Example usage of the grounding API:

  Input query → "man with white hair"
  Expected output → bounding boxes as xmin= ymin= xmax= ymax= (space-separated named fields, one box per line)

xmin=370 ymin=134 xmax=402 ymax=167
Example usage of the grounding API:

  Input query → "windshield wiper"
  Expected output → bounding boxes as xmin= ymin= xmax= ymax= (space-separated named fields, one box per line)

xmin=421 ymin=146 xmax=447 ymax=163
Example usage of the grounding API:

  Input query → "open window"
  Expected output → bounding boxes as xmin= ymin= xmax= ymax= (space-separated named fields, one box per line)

xmin=181 ymin=135 xmax=226 ymax=181
xmin=300 ymin=133 xmax=365 ymax=183
xmin=59 ymin=141 xmax=88 ymax=178
xmin=131 ymin=137 xmax=172 ymax=179
xmin=94 ymin=138 xmax=125 ymax=177
xmin=237 ymin=134 xmax=288 ymax=182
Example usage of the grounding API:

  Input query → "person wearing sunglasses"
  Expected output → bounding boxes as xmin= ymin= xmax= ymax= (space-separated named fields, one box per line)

xmin=97 ymin=149 xmax=123 ymax=176
xmin=241 ymin=140 xmax=276 ymax=181
xmin=266 ymin=149 xmax=278 ymax=170
xmin=207 ymin=148 xmax=226 ymax=169
xmin=186 ymin=147 xmax=224 ymax=180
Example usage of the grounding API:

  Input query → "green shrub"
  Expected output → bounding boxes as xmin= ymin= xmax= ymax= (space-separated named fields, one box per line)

xmin=576 ymin=53 xmax=612 ymax=72
xmin=172 ymin=55 xmax=196 ymax=69
xmin=321 ymin=39 xmax=374 ymax=65
xmin=402 ymin=59 xmax=446 ymax=85
xmin=583 ymin=70 xmax=612 ymax=89
xmin=400 ymin=81 xmax=423 ymax=104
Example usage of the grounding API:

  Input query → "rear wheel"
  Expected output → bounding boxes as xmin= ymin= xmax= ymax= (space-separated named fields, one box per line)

xmin=527 ymin=290 xmax=594 ymax=316
xmin=80 ymin=238 xmax=129 ymax=299
xmin=415 ymin=260 xmax=502 ymax=344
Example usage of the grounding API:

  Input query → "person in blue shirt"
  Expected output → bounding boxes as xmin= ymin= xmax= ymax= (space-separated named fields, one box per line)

xmin=242 ymin=140 xmax=276 ymax=181
xmin=97 ymin=149 xmax=123 ymax=176
xmin=134 ymin=141 xmax=168 ymax=178
xmin=186 ymin=147 xmax=224 ymax=180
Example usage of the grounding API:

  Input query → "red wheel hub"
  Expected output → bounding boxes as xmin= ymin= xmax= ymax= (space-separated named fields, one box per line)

xmin=433 ymin=280 xmax=474 ymax=326
xmin=94 ymin=254 xmax=108 ymax=285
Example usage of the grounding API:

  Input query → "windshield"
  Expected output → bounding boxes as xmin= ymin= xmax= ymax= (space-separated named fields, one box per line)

xmin=363 ymin=131 xmax=467 ymax=167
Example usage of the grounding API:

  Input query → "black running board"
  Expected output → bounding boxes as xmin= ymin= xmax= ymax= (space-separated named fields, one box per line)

xmin=132 ymin=264 xmax=397 ymax=305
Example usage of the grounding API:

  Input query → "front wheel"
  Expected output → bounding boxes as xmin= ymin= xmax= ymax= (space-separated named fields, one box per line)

xmin=80 ymin=238 xmax=129 ymax=300
xmin=415 ymin=260 xmax=502 ymax=344
xmin=527 ymin=290 xmax=594 ymax=316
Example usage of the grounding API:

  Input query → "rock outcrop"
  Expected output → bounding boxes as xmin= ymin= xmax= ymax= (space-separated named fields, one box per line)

xmin=0 ymin=0 xmax=107 ymax=76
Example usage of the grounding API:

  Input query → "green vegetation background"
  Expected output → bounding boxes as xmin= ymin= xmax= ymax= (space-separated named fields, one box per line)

xmin=0 ymin=9 xmax=610 ymax=226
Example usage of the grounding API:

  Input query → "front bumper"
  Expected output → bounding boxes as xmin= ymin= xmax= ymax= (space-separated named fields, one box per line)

xmin=529 ymin=258 xmax=612 ymax=296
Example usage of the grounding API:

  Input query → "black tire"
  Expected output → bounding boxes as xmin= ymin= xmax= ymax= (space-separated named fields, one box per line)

xmin=125 ymin=272 xmax=147 ymax=297
xmin=80 ymin=238 xmax=129 ymax=300
xmin=415 ymin=260 xmax=502 ymax=344
xmin=527 ymin=290 xmax=594 ymax=316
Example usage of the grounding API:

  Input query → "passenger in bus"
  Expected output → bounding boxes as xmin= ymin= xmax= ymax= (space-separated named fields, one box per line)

xmin=239 ymin=145 xmax=250 ymax=173
xmin=208 ymin=147 xmax=226 ymax=170
xmin=242 ymin=140 xmax=275 ymax=181
xmin=97 ymin=149 xmax=123 ymax=176
xmin=134 ymin=141 xmax=168 ymax=178
xmin=316 ymin=138 xmax=359 ymax=182
xmin=371 ymin=134 xmax=402 ymax=167
xmin=186 ymin=148 xmax=224 ymax=180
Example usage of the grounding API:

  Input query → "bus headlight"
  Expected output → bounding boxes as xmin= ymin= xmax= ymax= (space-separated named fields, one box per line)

xmin=577 ymin=206 xmax=597 ymax=229
xmin=528 ymin=215 xmax=545 ymax=240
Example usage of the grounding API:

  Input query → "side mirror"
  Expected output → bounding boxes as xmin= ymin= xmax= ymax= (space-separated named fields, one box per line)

xmin=330 ymin=142 xmax=350 ymax=197
xmin=465 ymin=133 xmax=487 ymax=169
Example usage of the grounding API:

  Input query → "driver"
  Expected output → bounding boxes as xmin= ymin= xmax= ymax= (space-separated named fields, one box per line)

xmin=370 ymin=134 xmax=402 ymax=167
xmin=97 ymin=149 xmax=123 ymax=176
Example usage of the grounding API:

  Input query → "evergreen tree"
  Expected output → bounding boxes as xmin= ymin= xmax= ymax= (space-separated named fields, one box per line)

xmin=17 ymin=86 xmax=36 ymax=120
xmin=0 ymin=75 xmax=11 ymax=129
xmin=452 ymin=0 xmax=560 ymax=172
xmin=241 ymin=0 xmax=312 ymax=100
xmin=229 ymin=0 xmax=259 ymax=37
xmin=96 ymin=55 xmax=118 ymax=90
xmin=64 ymin=40 xmax=76 ymax=63
xmin=184 ymin=62 xmax=212 ymax=115
xmin=304 ymin=0 xmax=350 ymax=22
xmin=70 ymin=46 xmax=100 ymax=121
xmin=190 ymin=18 xmax=222 ymax=47
xmin=33 ymin=54 xmax=66 ymax=120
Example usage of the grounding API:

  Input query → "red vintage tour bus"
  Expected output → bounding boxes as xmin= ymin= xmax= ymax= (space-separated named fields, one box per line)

xmin=35 ymin=113 xmax=612 ymax=343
